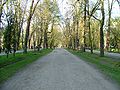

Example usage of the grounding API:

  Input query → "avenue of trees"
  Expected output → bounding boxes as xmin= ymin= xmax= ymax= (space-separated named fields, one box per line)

xmin=0 ymin=0 xmax=120 ymax=57
xmin=62 ymin=0 xmax=120 ymax=56
xmin=0 ymin=0 xmax=62 ymax=57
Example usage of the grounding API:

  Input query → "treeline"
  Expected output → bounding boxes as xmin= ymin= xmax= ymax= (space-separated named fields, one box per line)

xmin=0 ymin=0 xmax=120 ymax=57
xmin=62 ymin=0 xmax=120 ymax=56
xmin=0 ymin=0 xmax=62 ymax=57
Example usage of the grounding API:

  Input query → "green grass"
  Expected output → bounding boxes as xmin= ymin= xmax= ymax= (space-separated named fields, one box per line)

xmin=0 ymin=49 xmax=53 ymax=84
xmin=67 ymin=49 xmax=120 ymax=84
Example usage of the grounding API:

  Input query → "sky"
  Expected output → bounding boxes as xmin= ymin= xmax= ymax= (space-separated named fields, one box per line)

xmin=57 ymin=0 xmax=120 ymax=18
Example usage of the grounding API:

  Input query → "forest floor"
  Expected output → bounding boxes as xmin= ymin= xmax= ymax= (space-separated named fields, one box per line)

xmin=0 ymin=48 xmax=119 ymax=90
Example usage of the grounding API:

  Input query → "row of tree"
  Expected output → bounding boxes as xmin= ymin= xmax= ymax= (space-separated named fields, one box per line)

xmin=0 ymin=0 xmax=120 ymax=57
xmin=62 ymin=0 xmax=120 ymax=56
xmin=0 ymin=0 xmax=62 ymax=57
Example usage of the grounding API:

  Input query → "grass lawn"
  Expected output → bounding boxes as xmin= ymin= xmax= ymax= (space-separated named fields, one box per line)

xmin=67 ymin=49 xmax=120 ymax=85
xmin=0 ymin=49 xmax=53 ymax=84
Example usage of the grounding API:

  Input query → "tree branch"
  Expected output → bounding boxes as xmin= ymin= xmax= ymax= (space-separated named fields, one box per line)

xmin=92 ymin=15 xmax=101 ymax=22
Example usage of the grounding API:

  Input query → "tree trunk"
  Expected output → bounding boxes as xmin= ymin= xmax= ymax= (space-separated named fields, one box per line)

xmin=100 ymin=0 xmax=105 ymax=57
xmin=39 ymin=21 xmax=43 ymax=50
xmin=39 ymin=36 xmax=43 ymax=49
xmin=87 ymin=0 xmax=93 ymax=54
xmin=75 ymin=20 xmax=79 ymax=50
xmin=43 ymin=23 xmax=48 ymax=49
xmin=88 ymin=18 xmax=93 ymax=54
xmin=106 ymin=17 xmax=110 ymax=51
xmin=83 ymin=0 xmax=87 ymax=52
xmin=28 ymin=38 xmax=31 ymax=49
xmin=37 ymin=36 xmax=40 ymax=51
xmin=24 ymin=16 xmax=32 ymax=53
xmin=50 ymin=19 xmax=54 ymax=49
xmin=33 ymin=34 xmax=36 ymax=51
xmin=24 ymin=0 xmax=39 ymax=53
xmin=22 ymin=28 xmax=24 ymax=49
xmin=106 ymin=0 xmax=114 ymax=51
xmin=13 ymin=27 xmax=16 ymax=57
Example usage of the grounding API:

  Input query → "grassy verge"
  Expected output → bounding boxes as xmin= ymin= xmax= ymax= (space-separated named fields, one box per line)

xmin=0 ymin=49 xmax=53 ymax=84
xmin=67 ymin=49 xmax=120 ymax=84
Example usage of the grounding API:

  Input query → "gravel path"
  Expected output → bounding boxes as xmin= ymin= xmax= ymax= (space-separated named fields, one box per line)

xmin=0 ymin=48 xmax=119 ymax=90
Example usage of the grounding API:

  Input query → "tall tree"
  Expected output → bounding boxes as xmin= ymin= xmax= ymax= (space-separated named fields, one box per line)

xmin=83 ymin=0 xmax=87 ymax=52
xmin=3 ymin=10 xmax=14 ymax=57
xmin=0 ymin=0 xmax=9 ymax=53
xmin=100 ymin=0 xmax=105 ymax=56
xmin=87 ymin=0 xmax=100 ymax=54
xmin=106 ymin=0 xmax=114 ymax=51
xmin=24 ymin=0 xmax=40 ymax=53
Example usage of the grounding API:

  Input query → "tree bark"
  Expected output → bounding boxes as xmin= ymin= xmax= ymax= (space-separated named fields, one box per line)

xmin=43 ymin=22 xmax=48 ymax=49
xmin=24 ymin=0 xmax=39 ymax=53
xmin=24 ymin=15 xmax=32 ymax=53
xmin=87 ymin=0 xmax=93 ymax=54
xmin=106 ymin=0 xmax=114 ymax=51
xmin=88 ymin=18 xmax=93 ymax=54
xmin=76 ymin=20 xmax=79 ymax=50
xmin=83 ymin=0 xmax=87 ymax=52
xmin=100 ymin=0 xmax=105 ymax=57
